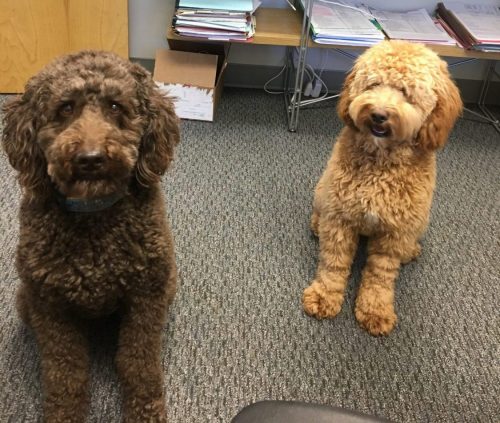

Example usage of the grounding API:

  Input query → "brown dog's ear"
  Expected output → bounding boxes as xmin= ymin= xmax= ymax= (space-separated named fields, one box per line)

xmin=1 ymin=93 xmax=47 ymax=191
xmin=415 ymin=65 xmax=463 ymax=151
xmin=337 ymin=69 xmax=356 ymax=128
xmin=131 ymin=64 xmax=180 ymax=186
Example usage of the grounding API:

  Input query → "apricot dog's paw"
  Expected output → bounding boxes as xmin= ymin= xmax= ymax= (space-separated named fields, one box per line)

xmin=302 ymin=281 xmax=343 ymax=319
xmin=355 ymin=305 xmax=397 ymax=336
xmin=401 ymin=242 xmax=422 ymax=264
xmin=310 ymin=212 xmax=320 ymax=237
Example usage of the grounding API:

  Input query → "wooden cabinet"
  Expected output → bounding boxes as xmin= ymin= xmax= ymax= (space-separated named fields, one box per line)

xmin=0 ymin=0 xmax=128 ymax=93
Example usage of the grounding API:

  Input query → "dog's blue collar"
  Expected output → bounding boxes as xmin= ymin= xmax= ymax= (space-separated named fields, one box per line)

xmin=58 ymin=191 xmax=125 ymax=213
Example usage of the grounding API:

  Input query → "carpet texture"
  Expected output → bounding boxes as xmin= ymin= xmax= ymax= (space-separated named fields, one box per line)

xmin=0 ymin=90 xmax=498 ymax=423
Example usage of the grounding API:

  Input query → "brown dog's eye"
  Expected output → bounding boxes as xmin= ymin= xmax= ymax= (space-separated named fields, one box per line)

xmin=109 ymin=102 xmax=122 ymax=115
xmin=59 ymin=102 xmax=74 ymax=117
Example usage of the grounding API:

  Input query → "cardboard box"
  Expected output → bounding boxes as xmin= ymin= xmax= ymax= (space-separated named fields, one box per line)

xmin=154 ymin=48 xmax=227 ymax=122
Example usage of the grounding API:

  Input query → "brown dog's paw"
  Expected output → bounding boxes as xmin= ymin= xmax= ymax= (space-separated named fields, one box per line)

xmin=355 ymin=305 xmax=397 ymax=336
xmin=303 ymin=281 xmax=343 ymax=319
xmin=124 ymin=399 xmax=167 ymax=423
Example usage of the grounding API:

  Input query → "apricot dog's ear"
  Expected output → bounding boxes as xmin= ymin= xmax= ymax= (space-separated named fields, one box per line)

xmin=415 ymin=63 xmax=463 ymax=151
xmin=337 ymin=69 xmax=356 ymax=128
xmin=1 ymin=84 xmax=47 ymax=191
xmin=131 ymin=63 xmax=180 ymax=186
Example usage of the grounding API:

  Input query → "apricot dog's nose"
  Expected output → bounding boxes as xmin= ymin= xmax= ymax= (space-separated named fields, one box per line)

xmin=370 ymin=112 xmax=388 ymax=124
xmin=74 ymin=151 xmax=106 ymax=171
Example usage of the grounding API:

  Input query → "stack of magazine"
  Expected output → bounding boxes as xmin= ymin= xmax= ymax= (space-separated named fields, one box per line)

xmin=436 ymin=2 xmax=500 ymax=52
xmin=172 ymin=0 xmax=260 ymax=42
xmin=370 ymin=8 xmax=457 ymax=45
xmin=302 ymin=0 xmax=384 ymax=46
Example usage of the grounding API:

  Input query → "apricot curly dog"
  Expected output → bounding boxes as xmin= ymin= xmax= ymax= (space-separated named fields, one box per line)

xmin=2 ymin=51 xmax=179 ymax=422
xmin=303 ymin=41 xmax=462 ymax=336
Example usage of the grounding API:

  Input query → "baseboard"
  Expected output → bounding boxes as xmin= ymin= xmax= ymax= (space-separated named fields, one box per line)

xmin=132 ymin=59 xmax=500 ymax=106
xmin=223 ymin=63 xmax=500 ymax=106
xmin=131 ymin=58 xmax=155 ymax=73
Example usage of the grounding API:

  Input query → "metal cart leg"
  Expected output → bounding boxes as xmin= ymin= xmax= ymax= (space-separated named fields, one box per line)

xmin=477 ymin=61 xmax=500 ymax=134
xmin=285 ymin=0 xmax=313 ymax=132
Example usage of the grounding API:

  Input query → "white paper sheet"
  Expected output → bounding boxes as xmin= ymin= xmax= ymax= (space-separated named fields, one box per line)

xmin=156 ymin=83 xmax=214 ymax=122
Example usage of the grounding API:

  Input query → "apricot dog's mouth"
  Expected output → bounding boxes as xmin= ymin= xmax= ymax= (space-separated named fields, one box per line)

xmin=370 ymin=124 xmax=390 ymax=138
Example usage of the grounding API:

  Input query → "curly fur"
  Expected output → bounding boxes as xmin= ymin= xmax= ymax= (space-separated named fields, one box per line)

xmin=2 ymin=51 xmax=180 ymax=422
xmin=303 ymin=41 xmax=462 ymax=336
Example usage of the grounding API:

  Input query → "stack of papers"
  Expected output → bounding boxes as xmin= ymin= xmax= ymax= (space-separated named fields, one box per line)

xmin=173 ymin=0 xmax=260 ymax=42
xmin=370 ymin=8 xmax=457 ymax=45
xmin=303 ymin=0 xmax=384 ymax=46
xmin=437 ymin=2 xmax=500 ymax=51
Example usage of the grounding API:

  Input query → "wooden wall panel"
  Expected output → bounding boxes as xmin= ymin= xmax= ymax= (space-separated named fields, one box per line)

xmin=68 ymin=0 xmax=128 ymax=57
xmin=0 ymin=0 xmax=128 ymax=93
xmin=0 ymin=1 xmax=68 ymax=92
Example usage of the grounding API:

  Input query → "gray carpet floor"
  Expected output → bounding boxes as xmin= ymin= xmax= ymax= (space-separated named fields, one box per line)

xmin=0 ymin=89 xmax=499 ymax=423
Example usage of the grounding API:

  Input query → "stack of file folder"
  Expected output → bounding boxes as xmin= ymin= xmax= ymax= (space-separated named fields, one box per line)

xmin=303 ymin=0 xmax=384 ymax=46
xmin=437 ymin=2 xmax=500 ymax=52
xmin=173 ymin=0 xmax=260 ymax=42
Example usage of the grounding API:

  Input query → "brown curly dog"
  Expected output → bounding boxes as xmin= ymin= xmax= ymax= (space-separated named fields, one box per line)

xmin=303 ymin=41 xmax=463 ymax=336
xmin=2 ymin=51 xmax=179 ymax=422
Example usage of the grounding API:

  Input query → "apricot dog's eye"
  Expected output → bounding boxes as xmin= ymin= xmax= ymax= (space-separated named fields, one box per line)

xmin=109 ymin=102 xmax=122 ymax=114
xmin=59 ymin=102 xmax=74 ymax=117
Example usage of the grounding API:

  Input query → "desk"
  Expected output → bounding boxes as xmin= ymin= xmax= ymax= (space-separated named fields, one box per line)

xmin=167 ymin=7 xmax=500 ymax=132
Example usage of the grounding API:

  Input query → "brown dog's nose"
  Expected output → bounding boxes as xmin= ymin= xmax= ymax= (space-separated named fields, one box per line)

xmin=74 ymin=151 xmax=106 ymax=171
xmin=371 ymin=112 xmax=388 ymax=124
